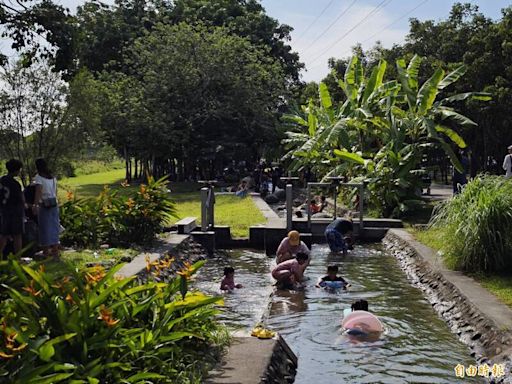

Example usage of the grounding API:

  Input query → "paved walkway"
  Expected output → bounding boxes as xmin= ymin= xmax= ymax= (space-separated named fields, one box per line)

xmin=423 ymin=183 xmax=453 ymax=201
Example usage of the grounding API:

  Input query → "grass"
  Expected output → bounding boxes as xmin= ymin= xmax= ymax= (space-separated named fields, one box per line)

xmin=58 ymin=168 xmax=135 ymax=199
xmin=409 ymin=226 xmax=512 ymax=309
xmin=34 ymin=248 xmax=138 ymax=277
xmin=58 ymin=170 xmax=266 ymax=238
xmin=170 ymin=193 xmax=265 ymax=238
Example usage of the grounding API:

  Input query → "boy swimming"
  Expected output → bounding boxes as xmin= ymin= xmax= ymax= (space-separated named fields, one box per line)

xmin=315 ymin=265 xmax=350 ymax=289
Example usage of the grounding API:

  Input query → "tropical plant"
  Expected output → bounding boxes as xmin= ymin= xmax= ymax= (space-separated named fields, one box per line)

xmin=60 ymin=176 xmax=177 ymax=247
xmin=429 ymin=176 xmax=512 ymax=272
xmin=283 ymin=55 xmax=490 ymax=217
xmin=0 ymin=258 xmax=226 ymax=383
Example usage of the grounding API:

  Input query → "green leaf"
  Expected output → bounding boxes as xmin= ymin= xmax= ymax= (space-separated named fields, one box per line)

xmin=38 ymin=344 xmax=55 ymax=362
xmin=333 ymin=149 xmax=365 ymax=164
xmin=439 ymin=108 xmax=477 ymax=127
xmin=27 ymin=373 xmax=75 ymax=384
xmin=439 ymin=140 xmax=464 ymax=173
xmin=418 ymin=67 xmax=444 ymax=114
xmin=406 ymin=54 xmax=422 ymax=91
xmin=318 ymin=82 xmax=332 ymax=110
xmin=435 ymin=125 xmax=467 ymax=148
xmin=362 ymin=60 xmax=387 ymax=104
xmin=125 ymin=372 xmax=166 ymax=382
xmin=441 ymin=92 xmax=491 ymax=104
xmin=438 ymin=65 xmax=466 ymax=90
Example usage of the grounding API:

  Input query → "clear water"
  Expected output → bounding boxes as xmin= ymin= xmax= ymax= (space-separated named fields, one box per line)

xmin=194 ymin=244 xmax=481 ymax=383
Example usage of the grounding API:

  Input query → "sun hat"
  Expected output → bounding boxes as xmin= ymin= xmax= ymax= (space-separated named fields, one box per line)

xmin=508 ymin=145 xmax=512 ymax=150
xmin=287 ymin=230 xmax=300 ymax=246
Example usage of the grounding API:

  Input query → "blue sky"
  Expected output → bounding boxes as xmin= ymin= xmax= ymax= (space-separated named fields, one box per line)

xmin=1 ymin=0 xmax=510 ymax=81
xmin=261 ymin=0 xmax=511 ymax=81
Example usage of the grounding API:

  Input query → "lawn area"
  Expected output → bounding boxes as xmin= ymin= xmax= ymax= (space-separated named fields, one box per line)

xmin=59 ymin=168 xmax=131 ymax=199
xmin=170 ymin=192 xmax=265 ymax=238
xmin=58 ymin=170 xmax=266 ymax=238
xmin=408 ymin=226 xmax=512 ymax=309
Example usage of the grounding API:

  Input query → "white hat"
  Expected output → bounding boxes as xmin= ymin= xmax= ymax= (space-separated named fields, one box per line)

xmin=508 ymin=145 xmax=512 ymax=150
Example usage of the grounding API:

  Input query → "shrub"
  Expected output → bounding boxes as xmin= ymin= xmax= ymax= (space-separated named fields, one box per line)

xmin=0 ymin=259 xmax=226 ymax=383
xmin=429 ymin=175 xmax=512 ymax=272
xmin=60 ymin=176 xmax=177 ymax=248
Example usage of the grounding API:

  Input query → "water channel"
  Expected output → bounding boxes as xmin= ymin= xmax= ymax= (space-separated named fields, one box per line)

xmin=194 ymin=244 xmax=481 ymax=383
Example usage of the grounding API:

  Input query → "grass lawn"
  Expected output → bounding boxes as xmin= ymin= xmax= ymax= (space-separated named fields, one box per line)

xmin=59 ymin=168 xmax=131 ymax=199
xmin=408 ymin=226 xmax=512 ymax=309
xmin=170 ymin=193 xmax=265 ymax=238
xmin=33 ymin=248 xmax=138 ymax=277
xmin=57 ymin=170 xmax=266 ymax=238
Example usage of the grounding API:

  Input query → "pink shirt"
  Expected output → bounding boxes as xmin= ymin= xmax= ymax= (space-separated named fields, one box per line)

xmin=276 ymin=238 xmax=310 ymax=263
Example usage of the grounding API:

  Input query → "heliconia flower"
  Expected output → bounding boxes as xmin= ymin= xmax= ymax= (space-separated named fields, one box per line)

xmin=66 ymin=191 xmax=74 ymax=201
xmin=22 ymin=280 xmax=42 ymax=297
xmin=177 ymin=261 xmax=194 ymax=280
xmin=97 ymin=305 xmax=120 ymax=328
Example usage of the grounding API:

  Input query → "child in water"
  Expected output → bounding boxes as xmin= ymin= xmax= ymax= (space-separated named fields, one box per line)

xmin=220 ymin=267 xmax=243 ymax=292
xmin=315 ymin=265 xmax=350 ymax=289
xmin=342 ymin=299 xmax=384 ymax=335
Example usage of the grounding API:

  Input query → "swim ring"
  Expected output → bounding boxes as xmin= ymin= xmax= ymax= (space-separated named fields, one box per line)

xmin=342 ymin=310 xmax=383 ymax=333
xmin=321 ymin=280 xmax=345 ymax=289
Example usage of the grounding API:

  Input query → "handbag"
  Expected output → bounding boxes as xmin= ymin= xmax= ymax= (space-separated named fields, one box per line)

xmin=41 ymin=178 xmax=57 ymax=208
xmin=42 ymin=197 xmax=57 ymax=208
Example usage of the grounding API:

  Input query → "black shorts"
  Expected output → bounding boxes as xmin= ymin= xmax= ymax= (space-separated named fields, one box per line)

xmin=0 ymin=207 xmax=25 ymax=236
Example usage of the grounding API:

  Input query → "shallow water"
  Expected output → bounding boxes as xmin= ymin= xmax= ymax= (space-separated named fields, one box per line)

xmin=194 ymin=244 xmax=481 ymax=383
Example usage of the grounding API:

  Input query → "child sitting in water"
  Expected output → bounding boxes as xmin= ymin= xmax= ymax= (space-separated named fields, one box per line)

xmin=315 ymin=265 xmax=350 ymax=289
xmin=220 ymin=267 xmax=243 ymax=292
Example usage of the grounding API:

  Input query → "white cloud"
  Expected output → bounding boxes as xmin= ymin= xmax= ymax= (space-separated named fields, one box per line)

xmin=288 ymin=3 xmax=409 ymax=82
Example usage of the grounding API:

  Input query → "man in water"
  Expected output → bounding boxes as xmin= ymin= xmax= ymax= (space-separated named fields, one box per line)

xmin=324 ymin=217 xmax=354 ymax=256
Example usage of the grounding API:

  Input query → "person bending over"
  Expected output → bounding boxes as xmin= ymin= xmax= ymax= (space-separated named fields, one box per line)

xmin=271 ymin=252 xmax=309 ymax=290
xmin=324 ymin=217 xmax=354 ymax=255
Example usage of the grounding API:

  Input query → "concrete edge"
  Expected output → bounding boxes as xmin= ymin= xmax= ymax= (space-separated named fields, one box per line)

xmin=384 ymin=229 xmax=512 ymax=382
xmin=251 ymin=194 xmax=280 ymax=222
xmin=115 ymin=233 xmax=190 ymax=278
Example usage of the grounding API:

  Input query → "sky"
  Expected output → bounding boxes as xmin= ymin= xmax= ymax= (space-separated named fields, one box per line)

xmin=1 ymin=0 xmax=511 ymax=82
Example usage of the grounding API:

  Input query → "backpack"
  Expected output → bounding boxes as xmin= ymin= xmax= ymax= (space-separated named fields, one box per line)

xmin=0 ymin=177 xmax=10 ymax=207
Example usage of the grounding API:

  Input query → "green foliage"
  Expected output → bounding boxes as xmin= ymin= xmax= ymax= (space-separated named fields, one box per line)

xmin=429 ymin=176 xmax=512 ymax=272
xmin=0 ymin=258 xmax=226 ymax=383
xmin=60 ymin=176 xmax=176 ymax=248
xmin=284 ymin=55 xmax=488 ymax=217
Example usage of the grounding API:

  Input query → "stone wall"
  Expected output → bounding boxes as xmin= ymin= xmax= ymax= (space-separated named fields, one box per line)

xmin=384 ymin=230 xmax=512 ymax=384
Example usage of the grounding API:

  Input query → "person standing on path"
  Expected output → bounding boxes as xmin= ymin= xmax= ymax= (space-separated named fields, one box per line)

xmin=502 ymin=145 xmax=512 ymax=179
xmin=32 ymin=158 xmax=60 ymax=260
xmin=0 ymin=159 xmax=25 ymax=256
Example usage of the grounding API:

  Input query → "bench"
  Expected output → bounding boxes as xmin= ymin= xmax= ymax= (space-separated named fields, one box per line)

xmin=176 ymin=217 xmax=197 ymax=234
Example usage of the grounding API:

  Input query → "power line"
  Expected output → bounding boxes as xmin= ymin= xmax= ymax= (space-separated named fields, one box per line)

xmin=308 ymin=0 xmax=392 ymax=66
xmin=303 ymin=0 xmax=359 ymax=53
xmin=295 ymin=0 xmax=337 ymax=42
xmin=354 ymin=0 xmax=430 ymax=50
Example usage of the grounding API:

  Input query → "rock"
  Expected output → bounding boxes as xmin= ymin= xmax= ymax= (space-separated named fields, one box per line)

xmin=274 ymin=189 xmax=286 ymax=200
xmin=265 ymin=195 xmax=279 ymax=204
xmin=120 ymin=256 xmax=133 ymax=263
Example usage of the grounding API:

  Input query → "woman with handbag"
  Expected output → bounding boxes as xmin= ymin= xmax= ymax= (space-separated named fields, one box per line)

xmin=32 ymin=158 xmax=60 ymax=259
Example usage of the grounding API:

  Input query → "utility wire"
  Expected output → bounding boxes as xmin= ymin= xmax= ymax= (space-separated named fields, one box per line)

xmin=354 ymin=0 xmax=429 ymax=50
xmin=295 ymin=0 xmax=337 ymax=42
xmin=303 ymin=0 xmax=359 ymax=52
xmin=308 ymin=0 xmax=392 ymax=66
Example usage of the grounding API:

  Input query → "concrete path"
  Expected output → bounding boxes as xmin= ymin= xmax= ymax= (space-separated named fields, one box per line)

xmin=423 ymin=183 xmax=453 ymax=201
xmin=390 ymin=229 xmax=512 ymax=332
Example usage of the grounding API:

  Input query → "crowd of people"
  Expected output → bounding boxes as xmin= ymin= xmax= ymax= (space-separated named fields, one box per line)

xmin=0 ymin=158 xmax=61 ymax=259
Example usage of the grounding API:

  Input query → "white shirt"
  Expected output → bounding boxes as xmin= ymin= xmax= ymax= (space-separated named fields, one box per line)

xmin=34 ymin=174 xmax=57 ymax=200
xmin=503 ymin=154 xmax=512 ymax=179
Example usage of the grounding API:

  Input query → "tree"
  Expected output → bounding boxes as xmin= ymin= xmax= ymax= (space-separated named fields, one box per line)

xmin=0 ymin=61 xmax=97 ymax=182
xmin=283 ymin=55 xmax=489 ymax=217
xmin=0 ymin=0 xmax=75 ymax=71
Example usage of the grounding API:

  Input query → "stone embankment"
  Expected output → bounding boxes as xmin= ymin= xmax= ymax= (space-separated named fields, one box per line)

xmin=384 ymin=229 xmax=512 ymax=384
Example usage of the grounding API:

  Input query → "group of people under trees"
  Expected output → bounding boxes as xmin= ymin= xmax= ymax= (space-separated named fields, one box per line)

xmin=0 ymin=158 xmax=61 ymax=259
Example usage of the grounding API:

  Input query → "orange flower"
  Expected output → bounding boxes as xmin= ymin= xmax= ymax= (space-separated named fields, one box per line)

xmin=38 ymin=265 xmax=45 ymax=273
xmin=125 ymin=198 xmax=135 ymax=209
xmin=66 ymin=191 xmax=74 ymax=201
xmin=0 ymin=325 xmax=27 ymax=359
xmin=65 ymin=293 xmax=75 ymax=304
xmin=22 ymin=280 xmax=42 ymax=297
xmin=0 ymin=351 xmax=14 ymax=359
xmin=145 ymin=255 xmax=152 ymax=272
xmin=97 ymin=305 xmax=120 ymax=328
xmin=177 ymin=261 xmax=194 ymax=280
xmin=139 ymin=184 xmax=147 ymax=194
xmin=85 ymin=266 xmax=106 ymax=285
